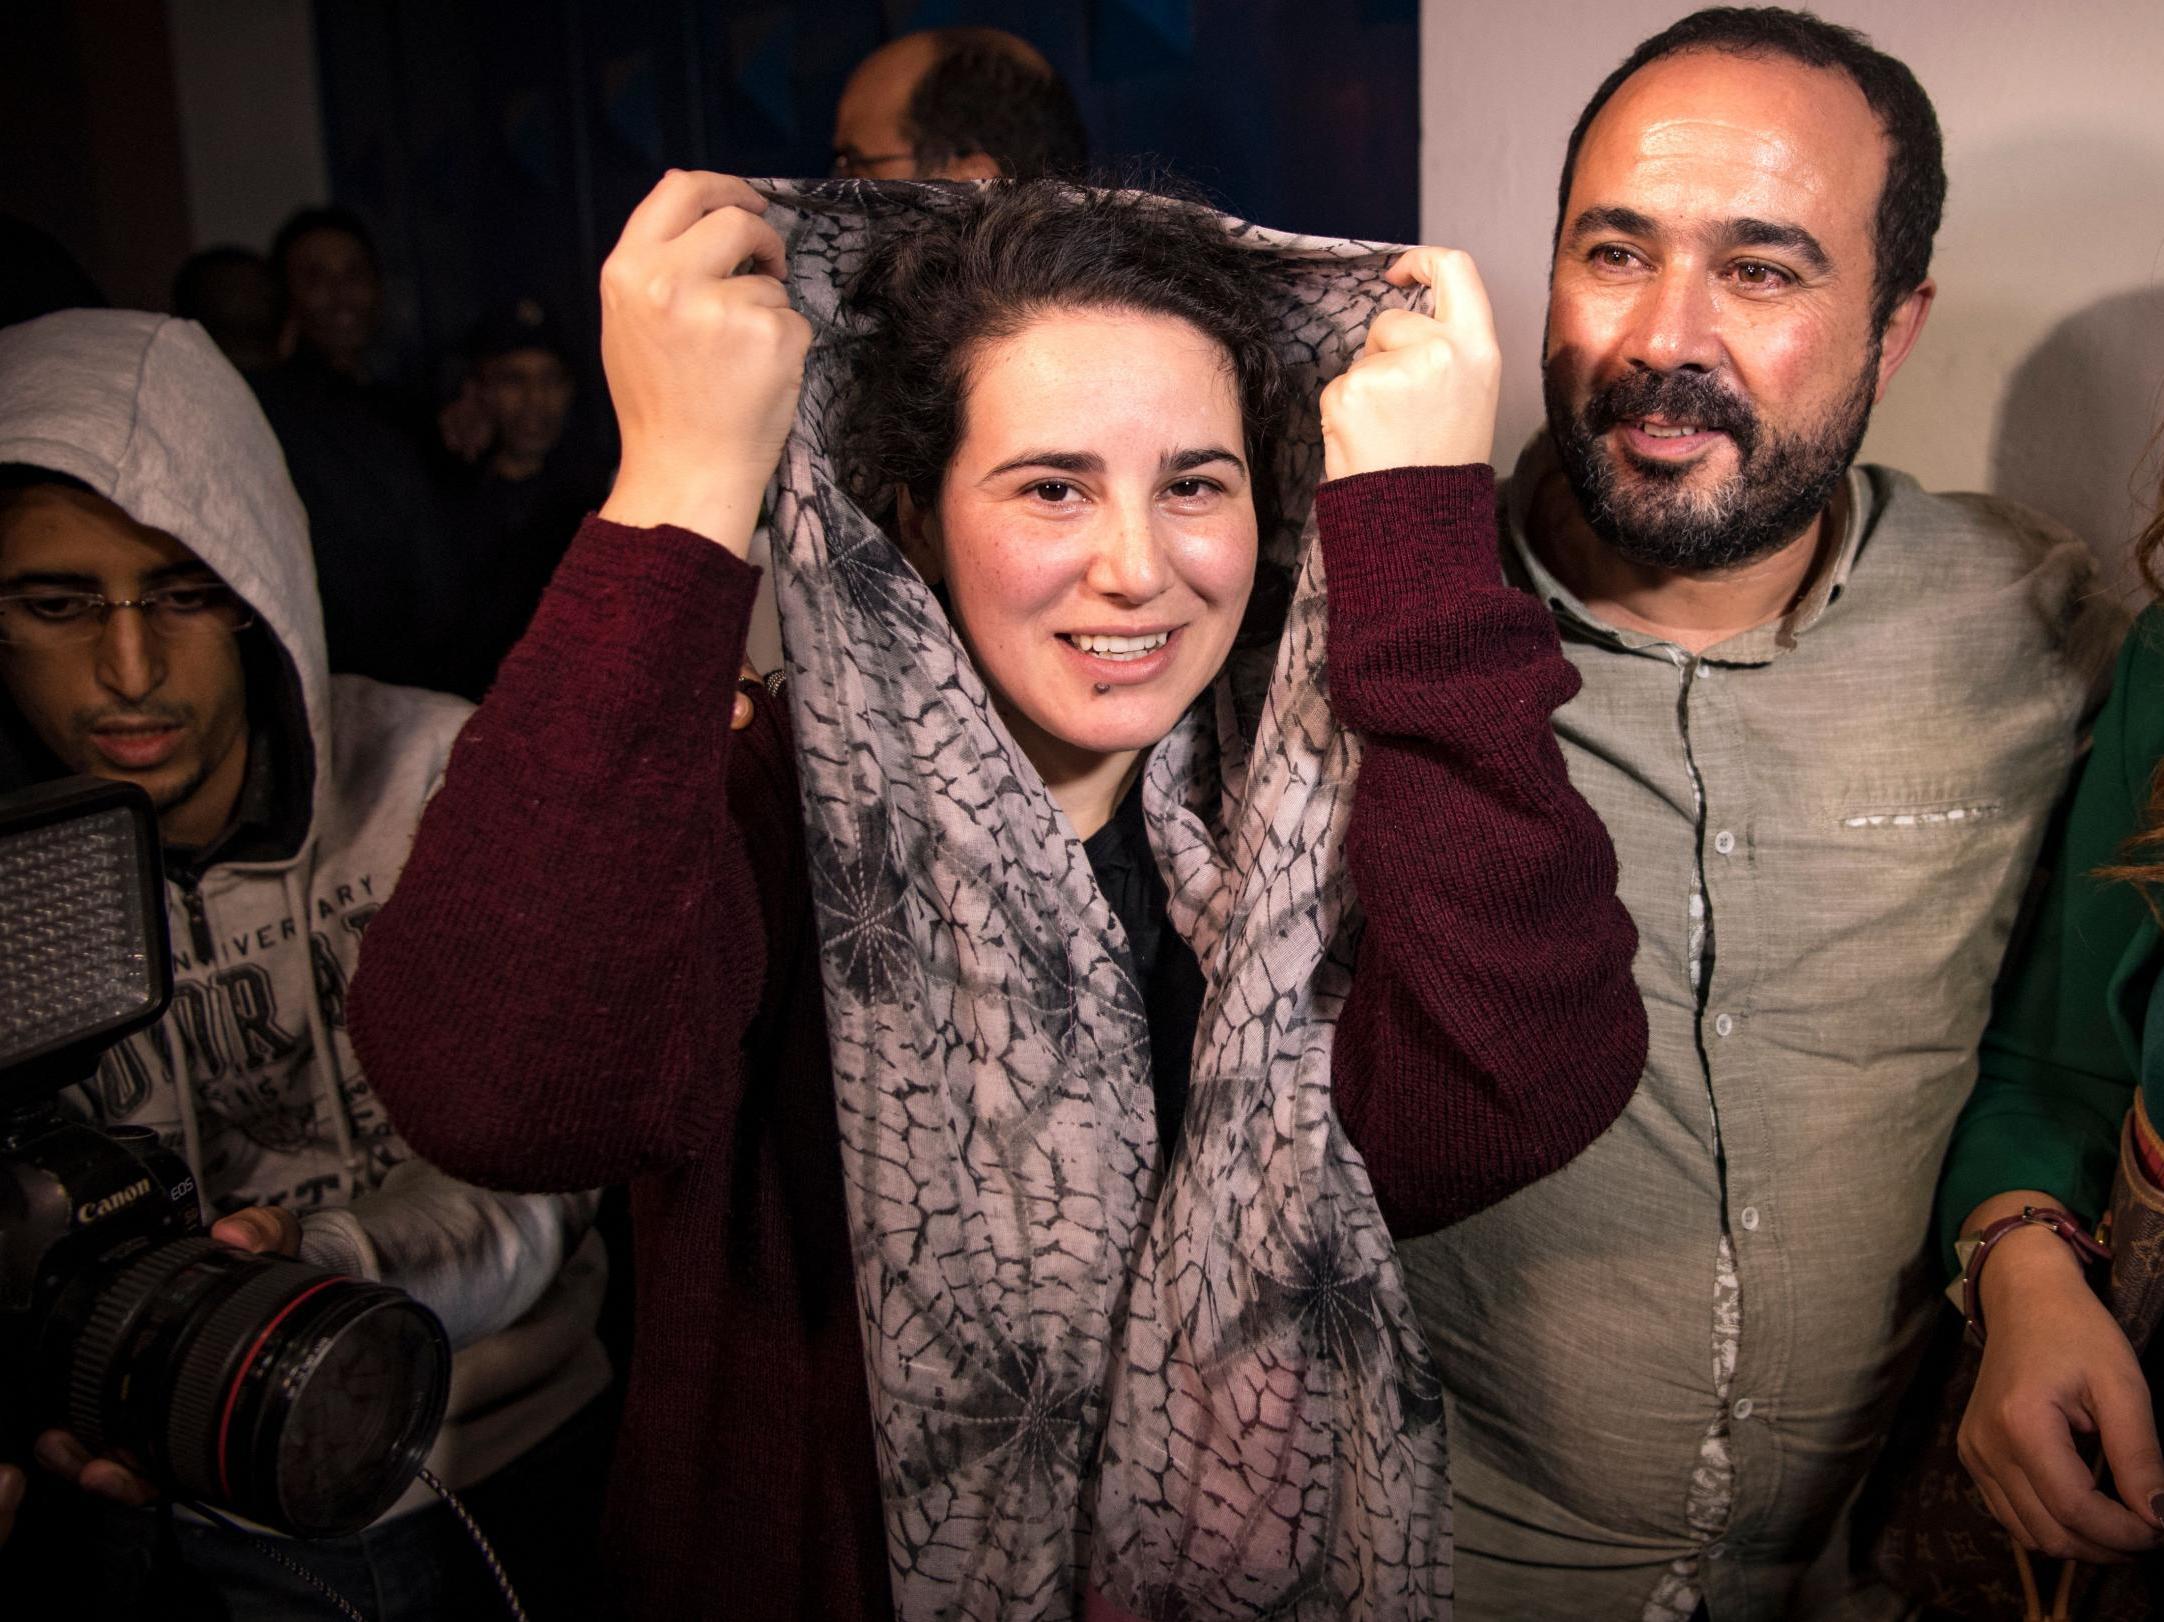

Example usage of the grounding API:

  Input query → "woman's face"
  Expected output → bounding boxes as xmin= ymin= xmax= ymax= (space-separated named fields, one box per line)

xmin=918 ymin=307 xmax=1258 ymax=773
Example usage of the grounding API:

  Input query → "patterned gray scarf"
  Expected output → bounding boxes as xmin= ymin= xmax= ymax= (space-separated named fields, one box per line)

xmin=760 ymin=179 xmax=1450 ymax=1620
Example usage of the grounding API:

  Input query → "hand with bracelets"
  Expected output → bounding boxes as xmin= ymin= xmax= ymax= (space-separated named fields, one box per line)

xmin=1955 ymin=1191 xmax=2164 ymax=1561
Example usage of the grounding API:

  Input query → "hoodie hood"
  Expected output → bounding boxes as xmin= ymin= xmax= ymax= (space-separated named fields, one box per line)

xmin=0 ymin=311 xmax=327 ymax=858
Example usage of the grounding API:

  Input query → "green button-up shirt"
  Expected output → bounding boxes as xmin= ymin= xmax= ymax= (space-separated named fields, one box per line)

xmin=1401 ymin=436 xmax=2118 ymax=1620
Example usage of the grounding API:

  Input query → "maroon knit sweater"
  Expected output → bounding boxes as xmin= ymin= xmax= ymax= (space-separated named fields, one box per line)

xmin=347 ymin=464 xmax=1643 ymax=1621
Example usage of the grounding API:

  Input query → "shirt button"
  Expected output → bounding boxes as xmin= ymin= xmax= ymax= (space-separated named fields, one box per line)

xmin=1714 ymin=1013 xmax=1735 ymax=1037
xmin=1733 ymin=1397 xmax=1755 ymax=1420
xmin=1706 ymin=1541 xmax=1727 ymax=1560
xmin=1713 ymin=829 xmax=1736 ymax=855
xmin=1740 ymin=1206 xmax=1761 ymax=1231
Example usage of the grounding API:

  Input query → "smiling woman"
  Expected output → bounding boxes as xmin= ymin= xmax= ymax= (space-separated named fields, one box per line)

xmin=902 ymin=307 xmax=1255 ymax=826
xmin=839 ymin=183 xmax=1286 ymax=836
xmin=347 ymin=172 xmax=1648 ymax=1621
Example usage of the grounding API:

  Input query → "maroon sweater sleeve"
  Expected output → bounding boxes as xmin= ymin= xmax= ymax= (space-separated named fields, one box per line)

xmin=1320 ymin=465 xmax=1648 ymax=1238
xmin=348 ymin=516 xmax=786 ymax=1190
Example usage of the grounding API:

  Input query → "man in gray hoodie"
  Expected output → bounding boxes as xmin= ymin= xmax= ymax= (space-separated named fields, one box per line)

xmin=0 ymin=309 xmax=608 ymax=1618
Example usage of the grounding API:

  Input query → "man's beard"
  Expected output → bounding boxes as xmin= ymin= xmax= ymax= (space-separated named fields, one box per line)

xmin=1543 ymin=347 xmax=1879 ymax=572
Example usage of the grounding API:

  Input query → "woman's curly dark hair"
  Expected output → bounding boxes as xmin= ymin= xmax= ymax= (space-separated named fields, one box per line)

xmin=838 ymin=180 xmax=1291 ymax=538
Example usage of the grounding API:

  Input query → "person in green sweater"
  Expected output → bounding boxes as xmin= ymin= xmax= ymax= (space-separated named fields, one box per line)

xmin=1941 ymin=473 xmax=2164 ymax=1565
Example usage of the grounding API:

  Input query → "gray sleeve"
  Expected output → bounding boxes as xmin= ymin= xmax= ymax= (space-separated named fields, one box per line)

xmin=296 ymin=1160 xmax=600 ymax=1349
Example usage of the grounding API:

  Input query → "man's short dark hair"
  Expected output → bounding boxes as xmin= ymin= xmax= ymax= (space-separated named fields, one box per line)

xmin=1555 ymin=6 xmax=1945 ymax=332
xmin=905 ymin=31 xmax=1089 ymax=180
xmin=269 ymin=205 xmax=379 ymax=285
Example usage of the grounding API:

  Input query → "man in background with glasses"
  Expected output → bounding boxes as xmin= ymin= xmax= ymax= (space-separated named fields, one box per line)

xmin=0 ymin=309 xmax=609 ymax=1620
xmin=831 ymin=27 xmax=1088 ymax=182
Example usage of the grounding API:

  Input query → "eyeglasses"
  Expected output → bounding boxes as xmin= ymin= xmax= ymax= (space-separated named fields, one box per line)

xmin=830 ymin=147 xmax=919 ymax=179
xmin=0 ymin=584 xmax=257 ymax=650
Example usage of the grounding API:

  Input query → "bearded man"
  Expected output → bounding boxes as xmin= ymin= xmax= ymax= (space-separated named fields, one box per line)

xmin=1396 ymin=9 xmax=2123 ymax=1621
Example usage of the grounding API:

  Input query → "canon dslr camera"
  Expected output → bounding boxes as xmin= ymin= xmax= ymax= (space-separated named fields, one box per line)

xmin=0 ymin=776 xmax=450 ymax=1537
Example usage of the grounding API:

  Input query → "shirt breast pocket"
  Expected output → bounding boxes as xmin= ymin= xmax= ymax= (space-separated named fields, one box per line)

xmin=1766 ymin=782 xmax=2045 ymax=1030
xmin=1835 ymin=795 xmax=2005 ymax=835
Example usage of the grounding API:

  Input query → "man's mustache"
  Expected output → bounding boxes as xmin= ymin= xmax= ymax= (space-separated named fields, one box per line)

xmin=73 ymin=703 xmax=193 ymax=732
xmin=1581 ymin=370 xmax=1761 ymax=461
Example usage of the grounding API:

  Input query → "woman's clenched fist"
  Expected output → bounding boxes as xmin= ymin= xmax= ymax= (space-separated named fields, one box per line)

xmin=597 ymin=171 xmax=814 ymax=556
xmin=1322 ymin=246 xmax=1501 ymax=481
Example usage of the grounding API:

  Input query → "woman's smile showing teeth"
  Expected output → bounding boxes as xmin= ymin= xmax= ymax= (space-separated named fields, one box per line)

xmin=1054 ymin=623 xmax=1185 ymax=688
xmin=1062 ymin=629 xmax=1172 ymax=659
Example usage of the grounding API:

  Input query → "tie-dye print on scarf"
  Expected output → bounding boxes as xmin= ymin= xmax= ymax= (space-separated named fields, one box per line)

xmin=757 ymin=179 xmax=1450 ymax=1620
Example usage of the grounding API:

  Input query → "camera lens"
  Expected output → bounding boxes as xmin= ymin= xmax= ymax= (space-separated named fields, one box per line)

xmin=45 ymin=1235 xmax=450 ymax=1537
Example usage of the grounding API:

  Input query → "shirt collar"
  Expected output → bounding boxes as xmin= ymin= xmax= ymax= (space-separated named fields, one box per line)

xmin=1501 ymin=431 xmax=1870 ymax=666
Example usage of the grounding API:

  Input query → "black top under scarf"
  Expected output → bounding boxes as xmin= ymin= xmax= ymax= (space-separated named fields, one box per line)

xmin=1082 ymin=774 xmax=1206 ymax=1153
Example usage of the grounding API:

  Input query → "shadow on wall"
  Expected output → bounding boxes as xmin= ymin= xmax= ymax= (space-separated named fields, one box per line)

xmin=1860 ymin=128 xmax=2164 ymax=587
xmin=1991 ymin=285 xmax=2164 ymax=592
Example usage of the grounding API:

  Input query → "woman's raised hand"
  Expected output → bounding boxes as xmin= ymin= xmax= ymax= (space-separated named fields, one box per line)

xmin=598 ymin=171 xmax=813 ymax=557
xmin=1959 ymin=1221 xmax=2164 ymax=1561
xmin=1321 ymin=247 xmax=1501 ymax=481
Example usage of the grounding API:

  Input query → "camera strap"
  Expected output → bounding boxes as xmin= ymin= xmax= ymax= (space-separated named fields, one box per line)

xmin=416 ymin=1465 xmax=531 ymax=1622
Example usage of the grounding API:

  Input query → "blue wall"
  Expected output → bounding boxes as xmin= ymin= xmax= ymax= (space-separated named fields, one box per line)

xmin=311 ymin=0 xmax=1419 ymax=388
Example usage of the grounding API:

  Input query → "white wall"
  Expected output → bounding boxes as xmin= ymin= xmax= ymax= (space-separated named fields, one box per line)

xmin=165 ymin=0 xmax=330 ymax=253
xmin=1422 ymin=0 xmax=2164 ymax=578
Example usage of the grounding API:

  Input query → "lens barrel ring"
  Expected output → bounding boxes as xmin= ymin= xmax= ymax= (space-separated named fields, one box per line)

xmin=63 ymin=1235 xmax=225 ymax=1450
xmin=42 ymin=1232 xmax=451 ymax=1536
xmin=165 ymin=1256 xmax=336 ymax=1504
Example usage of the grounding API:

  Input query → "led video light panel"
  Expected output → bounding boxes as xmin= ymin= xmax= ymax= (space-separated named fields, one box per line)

xmin=0 ymin=806 xmax=159 ymax=1070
